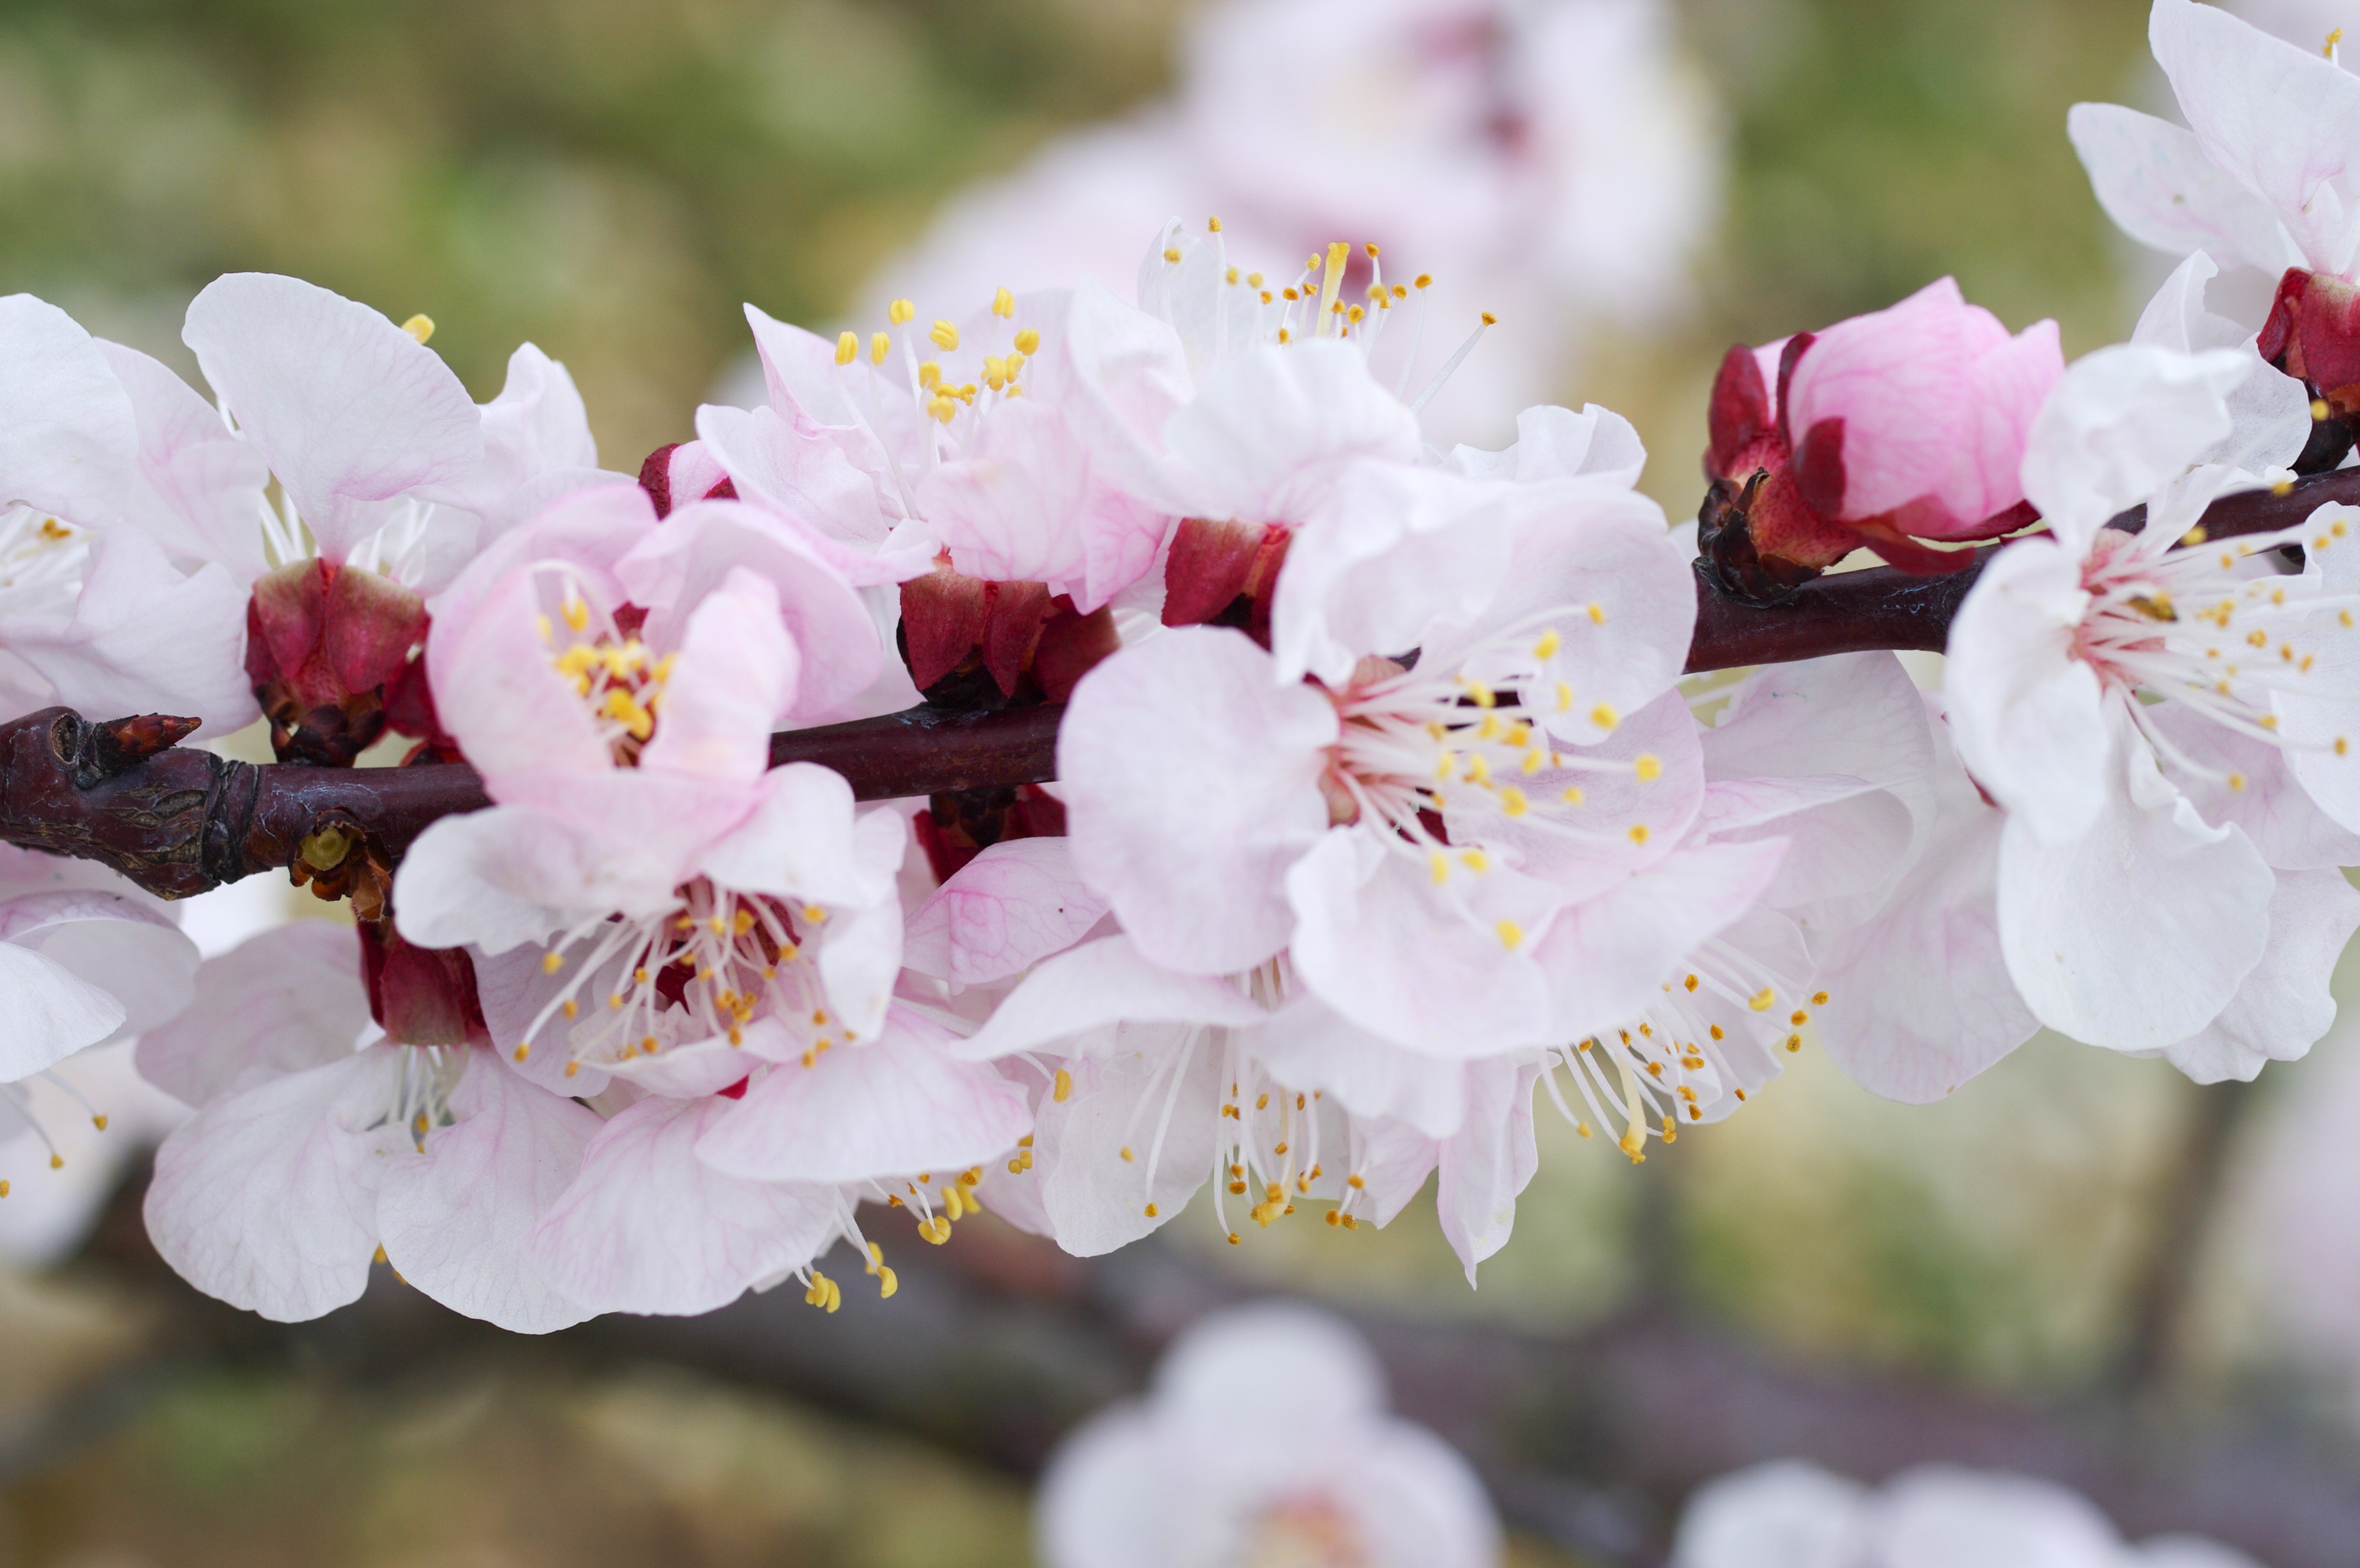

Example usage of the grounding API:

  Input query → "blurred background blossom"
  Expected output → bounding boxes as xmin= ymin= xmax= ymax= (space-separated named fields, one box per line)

xmin=4 ymin=1 xmax=2360 ymax=1565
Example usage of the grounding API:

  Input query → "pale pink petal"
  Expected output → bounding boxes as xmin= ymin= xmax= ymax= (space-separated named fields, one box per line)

xmin=2147 ymin=701 xmax=2360 ymax=870
xmin=182 ymin=274 xmax=483 ymax=562
xmin=1061 ymin=626 xmax=1335 ymax=975
xmin=376 ymin=1054 xmax=600 ymax=1333
xmin=1531 ymin=837 xmax=1791 ymax=1043
xmin=920 ymin=396 xmax=1113 ymax=599
xmin=1285 ymin=829 xmax=1558 ymax=1058
xmin=637 ymin=566 xmax=796 ymax=784
xmin=903 ymin=838 xmax=1112 ymax=988
xmin=1997 ymin=707 xmax=2276 ymax=1050
xmin=1784 ymin=279 xmax=1982 ymax=521
xmin=468 ymin=942 xmax=613 ymax=1097
xmin=957 ymin=936 xmax=1269 ymax=1061
xmin=391 ymin=806 xmax=585 ymax=955
xmin=1026 ymin=1030 xmax=1220 ymax=1256
xmin=1944 ymin=537 xmax=2110 ymax=842
xmin=2067 ymin=101 xmax=2300 ymax=277
xmin=2015 ymin=343 xmax=2249 ymax=546
xmin=142 ymin=1048 xmax=404 ymax=1322
xmin=1811 ymin=724 xmax=2038 ymax=1104
xmin=694 ymin=764 xmax=900 ymax=910
xmin=422 ymin=481 xmax=657 ymax=693
xmin=1671 ymin=1461 xmax=1874 ymax=1568
xmin=0 ymin=941 xmax=125 ymax=1082
xmin=1027 ymin=276 xmax=1195 ymax=518
xmin=1159 ymin=341 xmax=1422 ymax=525
xmin=0 ymin=294 xmax=136 ymax=529
xmin=1879 ymin=1467 xmax=2126 ymax=1565
xmin=526 ymin=1094 xmax=838 ymax=1317
xmin=693 ymin=403 xmax=926 ymax=584
xmin=1036 ymin=1408 xmax=1179 ymax=1568
xmin=429 ymin=565 xmax=618 ymax=784
xmin=614 ymin=498 xmax=883 ymax=723
xmin=1241 ymin=1001 xmax=1469 ymax=1139
xmin=1435 ymin=1059 xmax=1540 ymax=1285
xmin=4 ymin=529 xmax=256 ymax=736
xmin=2142 ymin=867 xmax=2360 ymax=1084
xmin=2150 ymin=0 xmax=2360 ymax=276
xmin=813 ymin=875 xmax=906 ymax=1044
xmin=136 ymin=921 xmax=368 ymax=1106
xmin=415 ymin=343 xmax=604 ymax=534
xmin=694 ymin=1013 xmax=1031 ymax=1183
xmin=1450 ymin=403 xmax=1648 ymax=488
xmin=1271 ymin=461 xmax=1512 ymax=687
xmin=0 ymin=885 xmax=194 ymax=1042
xmin=1942 ymin=319 xmax=2065 ymax=529
xmin=96 ymin=338 xmax=273 ymax=578
xmin=1156 ymin=1301 xmax=1386 ymax=1428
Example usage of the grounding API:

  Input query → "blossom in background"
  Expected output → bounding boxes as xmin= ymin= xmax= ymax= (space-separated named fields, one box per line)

xmin=1671 ymin=1459 xmax=2261 ymax=1568
xmin=1945 ymin=343 xmax=2360 ymax=1070
xmin=1035 ymin=1301 xmax=1500 ymax=1568
xmin=1699 ymin=277 xmax=2063 ymax=589
xmin=863 ymin=0 xmax=1719 ymax=445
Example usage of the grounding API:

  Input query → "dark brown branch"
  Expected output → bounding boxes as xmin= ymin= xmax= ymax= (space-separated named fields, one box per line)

xmin=10 ymin=467 xmax=2360 ymax=899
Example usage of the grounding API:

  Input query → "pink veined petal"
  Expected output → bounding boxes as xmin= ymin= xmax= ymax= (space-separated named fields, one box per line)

xmin=136 ymin=921 xmax=369 ymax=1107
xmin=0 ymin=294 xmax=136 ymax=530
xmin=918 ymin=395 xmax=1097 ymax=592
xmin=1158 ymin=340 xmax=1423 ymax=525
xmin=2 ymin=529 xmax=257 ymax=737
xmin=1026 ymin=1030 xmax=1221 ymax=1257
xmin=694 ymin=764 xmax=902 ymax=914
xmin=1995 ymin=706 xmax=2276 ymax=1051
xmin=1026 ymin=276 xmax=1196 ymax=520
xmin=376 ymin=1053 xmax=601 ymax=1333
xmin=2150 ymin=0 xmax=2360 ymax=277
xmin=813 ymin=875 xmax=905 ymax=1045
xmin=1449 ymin=403 xmax=1650 ymax=488
xmin=467 ymin=942 xmax=613 ymax=1098
xmin=96 ymin=338 xmax=273 ymax=579
xmin=693 ymin=402 xmax=920 ymax=582
xmin=1938 ymin=318 xmax=2064 ymax=531
xmin=142 ymin=1047 xmax=407 ymax=1323
xmin=1434 ymin=1059 xmax=1542 ymax=1287
xmin=2145 ymin=701 xmax=2360 ymax=871
xmin=614 ymin=498 xmax=884 ymax=723
xmin=1061 ymin=626 xmax=1335 ymax=976
xmin=637 ymin=567 xmax=798 ymax=785
xmin=1943 ymin=536 xmax=2110 ymax=844
xmin=526 ymin=1094 xmax=840 ymax=1318
xmin=693 ymin=1013 xmax=1031 ymax=1184
xmin=956 ymin=935 xmax=1270 ymax=1062
xmin=2067 ymin=101 xmax=2300 ymax=277
xmin=1284 ymin=829 xmax=1559 ymax=1059
xmin=902 ymin=837 xmax=1113 ymax=988
xmin=182 ymin=273 xmax=483 ymax=562
xmin=2141 ymin=867 xmax=2360 ymax=1085
xmin=412 ymin=344 xmax=609 ymax=554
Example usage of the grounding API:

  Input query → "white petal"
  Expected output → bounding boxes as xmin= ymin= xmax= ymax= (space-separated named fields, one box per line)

xmin=182 ymin=274 xmax=483 ymax=562
xmin=2016 ymin=343 xmax=2246 ymax=547
xmin=1944 ymin=536 xmax=2109 ymax=842
xmin=376 ymin=1054 xmax=599 ymax=1332
xmin=0 ymin=940 xmax=125 ymax=1083
xmin=1996 ymin=710 xmax=2275 ymax=1050
xmin=527 ymin=1094 xmax=838 ymax=1317
xmin=96 ymin=337 xmax=273 ymax=578
xmin=1670 ymin=1461 xmax=1874 ymax=1568
xmin=1155 ymin=1301 xmax=1385 ymax=1428
xmin=957 ymin=935 xmax=1268 ymax=1061
xmin=2143 ymin=867 xmax=2360 ymax=1084
xmin=0 ymin=294 xmax=136 ymax=529
xmin=1242 ymin=1001 xmax=1469 ymax=1139
xmin=1434 ymin=1060 xmax=1540 ymax=1285
xmin=1030 ymin=1029 xmax=1220 ymax=1256
xmin=391 ymin=807 xmax=582 ymax=956
xmin=1159 ymin=340 xmax=1421 ymax=524
xmin=2067 ymin=102 xmax=2299 ymax=276
xmin=142 ymin=1048 xmax=404 ymax=1321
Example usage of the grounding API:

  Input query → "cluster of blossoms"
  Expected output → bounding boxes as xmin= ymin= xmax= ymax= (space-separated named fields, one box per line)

xmin=0 ymin=0 xmax=2354 ymax=1334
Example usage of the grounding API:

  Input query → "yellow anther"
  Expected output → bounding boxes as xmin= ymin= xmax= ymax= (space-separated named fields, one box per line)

xmin=562 ymin=596 xmax=589 ymax=632
xmin=1430 ymin=849 xmax=1450 ymax=884
xmin=1163 ymin=247 xmax=1183 ymax=263
xmin=1499 ymin=785 xmax=1529 ymax=817
xmin=919 ymin=360 xmax=942 ymax=389
xmin=1013 ymin=327 xmax=1040 ymax=355
xmin=1561 ymin=785 xmax=1585 ymax=806
xmin=929 ymin=319 xmax=959 ymax=350
xmin=542 ymin=951 xmax=565 ymax=974
xmin=1591 ymin=703 xmax=1619 ymax=731
xmin=888 ymin=298 xmax=914 ymax=324
xmin=1749 ymin=988 xmax=1776 ymax=1011
xmin=992 ymin=286 xmax=1015 ymax=317
xmin=1533 ymin=628 xmax=1561 ymax=659
xmin=1634 ymin=753 xmax=1663 ymax=782
xmin=877 ymin=1266 xmax=898 ymax=1298
xmin=835 ymin=330 xmax=858 ymax=366
xmin=2340 ymin=737 xmax=2351 ymax=756
xmin=1791 ymin=1009 xmax=1810 ymax=1026
xmin=401 ymin=313 xmax=434 ymax=344
xmin=563 ymin=1062 xmax=579 ymax=1079
xmin=512 ymin=1043 xmax=530 ymax=1063
xmin=1481 ymin=311 xmax=1499 ymax=326
xmin=1460 ymin=849 xmax=1490 ymax=873
xmin=1053 ymin=1068 xmax=1073 ymax=1103
xmin=1628 ymin=824 xmax=1650 ymax=846
xmin=869 ymin=331 xmax=890 ymax=365
xmin=1496 ymin=919 xmax=1525 ymax=950
xmin=91 ymin=1114 xmax=106 ymax=1131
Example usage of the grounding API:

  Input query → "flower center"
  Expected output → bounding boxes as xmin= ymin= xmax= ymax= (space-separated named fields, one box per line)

xmin=537 ymin=585 xmax=674 ymax=763
xmin=2072 ymin=521 xmax=2355 ymax=785
xmin=1240 ymin=1491 xmax=1368 ymax=1568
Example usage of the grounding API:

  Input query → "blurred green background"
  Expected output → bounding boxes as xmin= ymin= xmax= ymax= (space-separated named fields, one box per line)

xmin=6 ymin=0 xmax=2350 ymax=1564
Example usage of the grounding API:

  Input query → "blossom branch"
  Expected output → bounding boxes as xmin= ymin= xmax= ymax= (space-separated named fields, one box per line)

xmin=5 ymin=467 xmax=2356 ymax=901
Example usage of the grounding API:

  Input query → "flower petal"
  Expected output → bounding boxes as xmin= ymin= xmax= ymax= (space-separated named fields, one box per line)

xmin=96 ymin=337 xmax=273 ymax=579
xmin=0 ymin=294 xmax=136 ymax=529
xmin=1944 ymin=536 xmax=2109 ymax=842
xmin=902 ymin=837 xmax=1112 ymax=988
xmin=183 ymin=273 xmax=483 ymax=562
xmin=2067 ymin=101 xmax=2300 ymax=277
xmin=2141 ymin=867 xmax=2360 ymax=1084
xmin=135 ymin=921 xmax=368 ymax=1106
xmin=956 ymin=935 xmax=1269 ymax=1061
